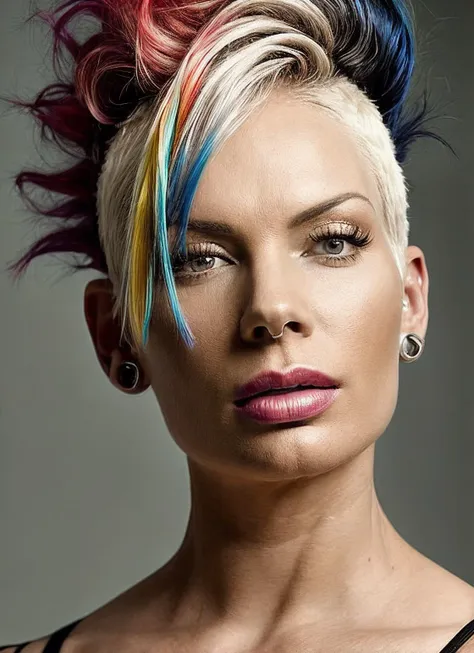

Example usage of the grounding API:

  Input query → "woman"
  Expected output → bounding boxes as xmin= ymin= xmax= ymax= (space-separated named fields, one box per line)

xmin=2 ymin=0 xmax=473 ymax=651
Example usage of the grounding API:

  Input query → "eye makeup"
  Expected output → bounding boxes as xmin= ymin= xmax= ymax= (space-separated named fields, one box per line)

xmin=170 ymin=219 xmax=374 ymax=281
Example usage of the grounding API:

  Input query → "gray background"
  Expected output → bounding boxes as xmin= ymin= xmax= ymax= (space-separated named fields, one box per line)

xmin=0 ymin=0 xmax=472 ymax=642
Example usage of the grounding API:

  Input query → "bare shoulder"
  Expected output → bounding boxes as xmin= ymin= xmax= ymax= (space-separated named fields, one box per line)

xmin=407 ymin=553 xmax=474 ymax=651
xmin=55 ymin=571 xmax=172 ymax=653
xmin=0 ymin=571 xmax=174 ymax=653
xmin=406 ymin=546 xmax=474 ymax=615
xmin=0 ymin=636 xmax=51 ymax=652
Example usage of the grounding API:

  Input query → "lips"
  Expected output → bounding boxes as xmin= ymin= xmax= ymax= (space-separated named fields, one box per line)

xmin=234 ymin=367 xmax=339 ymax=406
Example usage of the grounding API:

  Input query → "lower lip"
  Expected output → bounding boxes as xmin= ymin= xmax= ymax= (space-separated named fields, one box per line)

xmin=234 ymin=387 xmax=340 ymax=424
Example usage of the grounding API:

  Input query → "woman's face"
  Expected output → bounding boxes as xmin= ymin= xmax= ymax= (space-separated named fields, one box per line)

xmin=92 ymin=91 xmax=429 ymax=481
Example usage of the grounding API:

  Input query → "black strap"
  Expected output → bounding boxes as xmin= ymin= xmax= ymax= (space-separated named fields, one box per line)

xmin=0 ymin=618 xmax=84 ymax=653
xmin=43 ymin=619 xmax=84 ymax=653
xmin=439 ymin=619 xmax=474 ymax=653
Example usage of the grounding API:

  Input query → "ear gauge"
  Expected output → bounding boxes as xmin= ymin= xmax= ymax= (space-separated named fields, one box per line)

xmin=399 ymin=297 xmax=424 ymax=362
xmin=117 ymin=361 xmax=140 ymax=390
xmin=399 ymin=333 xmax=424 ymax=363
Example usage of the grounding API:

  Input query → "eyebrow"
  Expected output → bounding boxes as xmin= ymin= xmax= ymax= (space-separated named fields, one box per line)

xmin=185 ymin=192 xmax=374 ymax=236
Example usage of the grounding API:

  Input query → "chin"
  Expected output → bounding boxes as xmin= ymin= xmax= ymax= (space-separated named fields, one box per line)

xmin=198 ymin=423 xmax=372 ymax=482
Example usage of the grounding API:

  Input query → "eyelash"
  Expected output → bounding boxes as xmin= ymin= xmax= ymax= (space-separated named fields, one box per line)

xmin=170 ymin=222 xmax=374 ymax=281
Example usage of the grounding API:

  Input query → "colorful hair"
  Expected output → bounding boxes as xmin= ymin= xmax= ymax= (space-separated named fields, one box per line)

xmin=5 ymin=0 xmax=448 ymax=352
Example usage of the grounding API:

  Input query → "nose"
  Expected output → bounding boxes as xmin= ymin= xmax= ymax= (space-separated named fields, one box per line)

xmin=239 ymin=253 xmax=315 ymax=344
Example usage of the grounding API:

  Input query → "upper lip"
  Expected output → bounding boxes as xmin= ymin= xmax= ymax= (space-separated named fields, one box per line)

xmin=234 ymin=366 xmax=340 ymax=403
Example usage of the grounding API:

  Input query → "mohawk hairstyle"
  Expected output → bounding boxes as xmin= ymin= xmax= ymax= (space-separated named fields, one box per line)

xmin=5 ymin=0 xmax=447 ymax=352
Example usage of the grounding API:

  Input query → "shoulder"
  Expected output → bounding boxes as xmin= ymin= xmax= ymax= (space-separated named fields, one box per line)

xmin=1 ymin=617 xmax=86 ymax=653
xmin=0 ymin=574 xmax=164 ymax=653
xmin=0 ymin=636 xmax=51 ymax=652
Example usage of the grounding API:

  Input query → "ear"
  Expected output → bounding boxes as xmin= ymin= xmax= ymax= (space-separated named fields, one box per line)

xmin=401 ymin=245 xmax=429 ymax=341
xmin=83 ymin=277 xmax=150 ymax=394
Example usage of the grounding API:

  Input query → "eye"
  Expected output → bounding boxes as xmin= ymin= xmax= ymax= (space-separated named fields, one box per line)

xmin=308 ymin=222 xmax=373 ymax=264
xmin=182 ymin=254 xmax=227 ymax=274
xmin=318 ymin=238 xmax=347 ymax=256
xmin=171 ymin=244 xmax=232 ymax=279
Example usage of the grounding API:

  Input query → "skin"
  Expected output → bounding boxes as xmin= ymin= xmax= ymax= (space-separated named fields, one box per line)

xmin=16 ymin=91 xmax=473 ymax=653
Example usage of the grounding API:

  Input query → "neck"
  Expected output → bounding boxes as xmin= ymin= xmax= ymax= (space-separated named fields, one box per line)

xmin=158 ymin=445 xmax=412 ymax=639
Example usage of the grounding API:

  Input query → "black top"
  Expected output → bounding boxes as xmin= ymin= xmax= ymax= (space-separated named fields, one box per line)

xmin=2 ymin=617 xmax=474 ymax=652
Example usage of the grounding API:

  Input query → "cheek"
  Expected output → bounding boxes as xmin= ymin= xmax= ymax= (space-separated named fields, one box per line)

xmin=334 ymin=279 xmax=401 ymax=368
xmin=176 ymin=280 xmax=238 ymax=344
xmin=324 ymin=258 xmax=402 ymax=432
xmin=144 ymin=291 xmax=229 ymax=439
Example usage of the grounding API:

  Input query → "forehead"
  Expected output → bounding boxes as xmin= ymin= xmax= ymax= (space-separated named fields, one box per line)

xmin=191 ymin=93 xmax=381 ymax=224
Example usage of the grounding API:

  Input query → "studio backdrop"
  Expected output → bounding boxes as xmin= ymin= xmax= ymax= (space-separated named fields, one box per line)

xmin=0 ymin=0 xmax=472 ymax=642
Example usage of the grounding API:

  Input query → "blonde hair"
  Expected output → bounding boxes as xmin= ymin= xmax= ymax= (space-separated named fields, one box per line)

xmin=96 ymin=0 xmax=410 ymax=351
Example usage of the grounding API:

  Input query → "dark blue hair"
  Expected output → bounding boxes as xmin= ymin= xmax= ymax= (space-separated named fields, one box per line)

xmin=330 ymin=0 xmax=449 ymax=163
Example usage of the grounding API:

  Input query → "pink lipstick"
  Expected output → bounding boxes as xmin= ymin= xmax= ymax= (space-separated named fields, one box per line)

xmin=234 ymin=366 xmax=340 ymax=424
